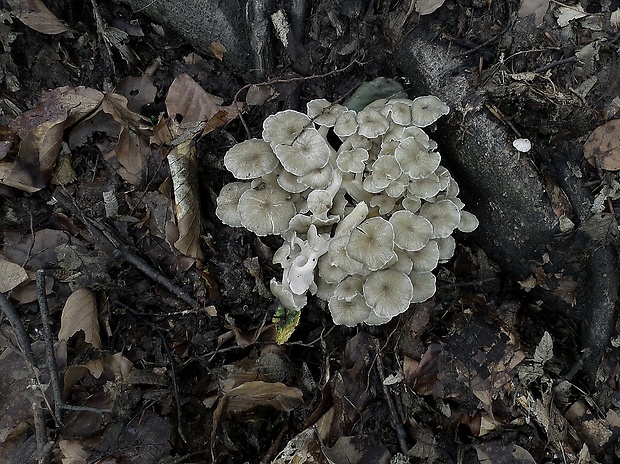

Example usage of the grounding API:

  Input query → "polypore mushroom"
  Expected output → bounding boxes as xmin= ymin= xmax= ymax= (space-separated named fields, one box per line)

xmin=223 ymin=138 xmax=279 ymax=180
xmin=237 ymin=184 xmax=296 ymax=236
xmin=346 ymin=217 xmax=396 ymax=271
xmin=410 ymin=95 xmax=450 ymax=128
xmin=363 ymin=269 xmax=413 ymax=318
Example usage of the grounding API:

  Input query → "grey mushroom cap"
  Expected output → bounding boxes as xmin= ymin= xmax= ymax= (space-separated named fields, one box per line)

xmin=215 ymin=182 xmax=251 ymax=227
xmin=357 ymin=107 xmax=390 ymax=139
xmin=262 ymin=110 xmax=311 ymax=147
xmin=395 ymin=137 xmax=441 ymax=180
xmin=346 ymin=217 xmax=396 ymax=271
xmin=274 ymin=128 xmax=331 ymax=176
xmin=329 ymin=293 xmax=373 ymax=327
xmin=237 ymin=185 xmax=296 ymax=236
xmin=223 ymin=138 xmax=279 ymax=180
xmin=410 ymin=95 xmax=450 ymax=128
xmin=389 ymin=210 xmax=433 ymax=252
xmin=409 ymin=271 xmax=437 ymax=303
xmin=363 ymin=269 xmax=413 ymax=318
xmin=419 ymin=199 xmax=461 ymax=239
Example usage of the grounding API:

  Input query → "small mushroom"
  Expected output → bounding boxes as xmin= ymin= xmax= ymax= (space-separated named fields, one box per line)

xmin=333 ymin=275 xmax=365 ymax=302
xmin=419 ymin=199 xmax=461 ymax=239
xmin=318 ymin=235 xmax=364 ymax=283
xmin=307 ymin=99 xmax=346 ymax=127
xmin=409 ymin=271 xmax=436 ymax=303
xmin=389 ymin=210 xmax=433 ymax=252
xmin=357 ymin=107 xmax=390 ymax=139
xmin=237 ymin=185 xmax=296 ymax=236
xmin=223 ymin=138 xmax=279 ymax=180
xmin=263 ymin=110 xmax=311 ymax=147
xmin=334 ymin=110 xmax=359 ymax=138
xmin=410 ymin=95 xmax=450 ymax=128
xmin=215 ymin=182 xmax=251 ymax=227
xmin=346 ymin=217 xmax=396 ymax=271
xmin=363 ymin=269 xmax=413 ymax=318
xmin=363 ymin=155 xmax=402 ymax=193
xmin=387 ymin=100 xmax=413 ymax=125
xmin=395 ymin=137 xmax=441 ymax=180
xmin=436 ymin=236 xmax=456 ymax=262
xmin=270 ymin=278 xmax=307 ymax=310
xmin=408 ymin=173 xmax=441 ymax=199
xmin=336 ymin=147 xmax=369 ymax=173
xmin=409 ymin=240 xmax=440 ymax=273
xmin=329 ymin=293 xmax=372 ymax=327
xmin=457 ymin=210 xmax=479 ymax=233
xmin=274 ymin=128 xmax=331 ymax=176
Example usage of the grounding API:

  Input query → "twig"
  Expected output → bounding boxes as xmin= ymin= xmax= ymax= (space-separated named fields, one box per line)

xmin=36 ymin=270 xmax=63 ymax=424
xmin=32 ymin=400 xmax=51 ymax=464
xmin=232 ymin=59 xmax=365 ymax=138
xmin=373 ymin=339 xmax=409 ymax=454
xmin=533 ymin=56 xmax=578 ymax=74
xmin=0 ymin=293 xmax=38 ymax=366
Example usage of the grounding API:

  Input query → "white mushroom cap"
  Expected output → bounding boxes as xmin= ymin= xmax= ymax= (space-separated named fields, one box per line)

xmin=307 ymin=99 xmax=346 ymax=127
xmin=276 ymin=169 xmax=308 ymax=193
xmin=409 ymin=271 xmax=436 ymax=303
xmin=306 ymin=189 xmax=333 ymax=220
xmin=223 ymin=138 xmax=279 ymax=180
xmin=409 ymin=240 xmax=440 ymax=273
xmin=384 ymin=174 xmax=410 ymax=198
xmin=363 ymin=155 xmax=402 ymax=192
xmin=395 ymin=137 xmax=441 ymax=180
xmin=334 ymin=110 xmax=359 ymax=138
xmin=419 ymin=199 xmax=461 ymax=238
xmin=363 ymin=269 xmax=413 ymax=318
xmin=357 ymin=107 xmax=390 ymax=138
xmin=270 ymin=278 xmax=307 ymax=310
xmin=410 ymin=95 xmax=450 ymax=127
xmin=215 ymin=182 xmax=251 ymax=227
xmin=387 ymin=100 xmax=413 ymax=125
xmin=274 ymin=128 xmax=331 ymax=176
xmin=318 ymin=235 xmax=364 ymax=283
xmin=237 ymin=185 xmax=296 ymax=236
xmin=457 ymin=210 xmax=479 ymax=233
xmin=364 ymin=311 xmax=393 ymax=326
xmin=346 ymin=217 xmax=396 ymax=271
xmin=408 ymin=173 xmax=441 ymax=199
xmin=392 ymin=248 xmax=414 ymax=274
xmin=332 ymin=275 xmax=365 ymax=302
xmin=299 ymin=164 xmax=333 ymax=190
xmin=435 ymin=236 xmax=456 ymax=262
xmin=329 ymin=293 xmax=372 ymax=327
xmin=262 ymin=110 xmax=311 ymax=147
xmin=336 ymin=148 xmax=369 ymax=173
xmin=389 ymin=210 xmax=433 ymax=252
xmin=402 ymin=196 xmax=422 ymax=213
xmin=369 ymin=193 xmax=398 ymax=215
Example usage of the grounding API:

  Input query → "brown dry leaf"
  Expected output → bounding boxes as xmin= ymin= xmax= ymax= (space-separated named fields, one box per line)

xmin=584 ymin=119 xmax=620 ymax=171
xmin=0 ymin=255 xmax=28 ymax=292
xmin=322 ymin=435 xmax=391 ymax=464
xmin=550 ymin=273 xmax=577 ymax=306
xmin=166 ymin=73 xmax=225 ymax=123
xmin=58 ymin=287 xmax=101 ymax=348
xmin=475 ymin=441 xmax=537 ymax=463
xmin=11 ymin=0 xmax=70 ymax=34
xmin=101 ymin=92 xmax=151 ymax=185
xmin=6 ymin=87 xmax=103 ymax=191
xmin=518 ymin=0 xmax=550 ymax=27
xmin=58 ymin=439 xmax=90 ymax=464
xmin=167 ymin=138 xmax=203 ymax=259
xmin=114 ymin=74 xmax=158 ymax=112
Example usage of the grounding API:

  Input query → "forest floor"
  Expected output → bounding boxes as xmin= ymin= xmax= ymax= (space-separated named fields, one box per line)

xmin=1 ymin=1 xmax=620 ymax=463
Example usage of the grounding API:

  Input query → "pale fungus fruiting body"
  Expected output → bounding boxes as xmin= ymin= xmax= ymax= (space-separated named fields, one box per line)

xmin=216 ymin=94 xmax=477 ymax=326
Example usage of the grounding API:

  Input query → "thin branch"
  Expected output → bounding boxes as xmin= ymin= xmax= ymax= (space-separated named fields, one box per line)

xmin=36 ymin=270 xmax=63 ymax=424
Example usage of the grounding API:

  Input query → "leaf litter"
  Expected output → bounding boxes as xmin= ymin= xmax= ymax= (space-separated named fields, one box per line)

xmin=2 ymin=1 xmax=620 ymax=463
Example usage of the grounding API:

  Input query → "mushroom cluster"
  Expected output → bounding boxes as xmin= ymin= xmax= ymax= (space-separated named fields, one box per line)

xmin=216 ymin=95 xmax=478 ymax=326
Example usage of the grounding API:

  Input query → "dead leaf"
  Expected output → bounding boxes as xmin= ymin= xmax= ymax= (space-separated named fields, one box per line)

xmin=518 ymin=0 xmax=550 ymax=26
xmin=58 ymin=287 xmax=101 ymax=348
xmin=556 ymin=4 xmax=588 ymax=27
xmin=415 ymin=0 xmax=446 ymax=16
xmin=167 ymin=138 xmax=203 ymax=259
xmin=322 ymin=435 xmax=391 ymax=464
xmin=209 ymin=41 xmax=227 ymax=61
xmin=583 ymin=119 xmax=620 ymax=171
xmin=0 ymin=255 xmax=28 ymax=292
xmin=6 ymin=87 xmax=103 ymax=191
xmin=11 ymin=0 xmax=70 ymax=34
xmin=114 ymin=74 xmax=158 ymax=112
xmin=534 ymin=331 xmax=554 ymax=365
xmin=100 ymin=92 xmax=150 ymax=185
xmin=166 ymin=73 xmax=225 ymax=124
xmin=475 ymin=441 xmax=537 ymax=463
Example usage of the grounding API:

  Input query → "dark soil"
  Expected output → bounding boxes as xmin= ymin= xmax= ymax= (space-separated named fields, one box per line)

xmin=1 ymin=1 xmax=620 ymax=463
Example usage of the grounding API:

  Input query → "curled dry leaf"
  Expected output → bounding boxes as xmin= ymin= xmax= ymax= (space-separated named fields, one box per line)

xmin=583 ymin=119 xmax=620 ymax=171
xmin=0 ymin=255 xmax=28 ymax=292
xmin=11 ymin=0 xmax=70 ymax=35
xmin=415 ymin=0 xmax=446 ymax=15
xmin=58 ymin=287 xmax=101 ymax=348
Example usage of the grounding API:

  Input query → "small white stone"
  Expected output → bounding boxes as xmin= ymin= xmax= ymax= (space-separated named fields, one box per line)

xmin=513 ymin=138 xmax=532 ymax=153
